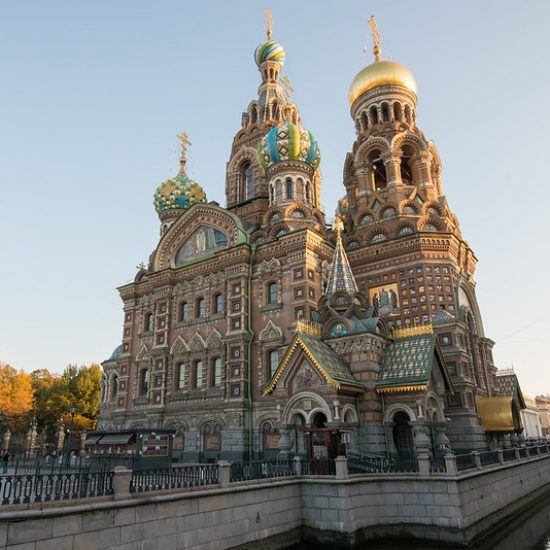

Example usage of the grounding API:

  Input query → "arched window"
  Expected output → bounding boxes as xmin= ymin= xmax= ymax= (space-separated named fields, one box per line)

xmin=267 ymin=282 xmax=277 ymax=304
xmin=369 ymin=105 xmax=378 ymax=126
xmin=179 ymin=302 xmax=189 ymax=322
xmin=176 ymin=363 xmax=186 ymax=390
xmin=144 ymin=312 xmax=154 ymax=333
xmin=213 ymin=293 xmax=223 ymax=314
xmin=393 ymin=102 xmax=403 ymax=121
xmin=139 ymin=369 xmax=149 ymax=395
xmin=285 ymin=178 xmax=293 ymax=199
xmin=268 ymin=350 xmax=279 ymax=378
xmin=368 ymin=151 xmax=387 ymax=190
xmin=194 ymin=360 xmax=204 ymax=389
xmin=404 ymin=105 xmax=412 ymax=124
xmin=112 ymin=375 xmax=118 ymax=399
xmin=240 ymin=162 xmax=253 ymax=200
xmin=202 ymin=423 xmax=222 ymax=452
xmin=400 ymin=145 xmax=415 ymax=185
xmin=212 ymin=357 xmax=222 ymax=387
xmin=196 ymin=297 xmax=205 ymax=317
xmin=360 ymin=111 xmax=368 ymax=130
xmin=304 ymin=181 xmax=311 ymax=204
xmin=269 ymin=183 xmax=274 ymax=205
xmin=382 ymin=103 xmax=390 ymax=122
xmin=393 ymin=411 xmax=414 ymax=458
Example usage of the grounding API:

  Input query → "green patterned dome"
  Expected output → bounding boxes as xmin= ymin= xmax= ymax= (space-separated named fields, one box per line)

xmin=254 ymin=40 xmax=285 ymax=67
xmin=153 ymin=174 xmax=207 ymax=215
xmin=257 ymin=121 xmax=320 ymax=172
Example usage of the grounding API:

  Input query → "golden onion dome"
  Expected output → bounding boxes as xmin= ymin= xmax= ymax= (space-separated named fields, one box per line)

xmin=349 ymin=60 xmax=417 ymax=105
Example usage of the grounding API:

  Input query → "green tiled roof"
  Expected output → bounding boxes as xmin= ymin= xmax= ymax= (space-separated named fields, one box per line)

xmin=263 ymin=330 xmax=365 ymax=394
xmin=377 ymin=333 xmax=436 ymax=390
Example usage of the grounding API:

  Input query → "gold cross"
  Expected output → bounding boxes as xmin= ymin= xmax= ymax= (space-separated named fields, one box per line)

xmin=281 ymin=75 xmax=293 ymax=104
xmin=367 ymin=15 xmax=382 ymax=61
xmin=265 ymin=9 xmax=273 ymax=40
xmin=176 ymin=131 xmax=191 ymax=174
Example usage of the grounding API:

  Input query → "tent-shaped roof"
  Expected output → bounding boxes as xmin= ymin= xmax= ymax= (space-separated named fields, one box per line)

xmin=376 ymin=325 xmax=453 ymax=393
xmin=263 ymin=324 xmax=365 ymax=394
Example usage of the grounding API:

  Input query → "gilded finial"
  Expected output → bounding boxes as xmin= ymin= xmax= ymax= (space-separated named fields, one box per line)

xmin=265 ymin=9 xmax=273 ymax=40
xmin=176 ymin=131 xmax=191 ymax=176
xmin=332 ymin=217 xmax=344 ymax=241
xmin=367 ymin=15 xmax=381 ymax=62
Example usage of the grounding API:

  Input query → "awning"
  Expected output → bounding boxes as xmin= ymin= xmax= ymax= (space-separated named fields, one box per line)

xmin=97 ymin=433 xmax=134 ymax=445
xmin=84 ymin=435 xmax=102 ymax=445
xmin=476 ymin=396 xmax=514 ymax=432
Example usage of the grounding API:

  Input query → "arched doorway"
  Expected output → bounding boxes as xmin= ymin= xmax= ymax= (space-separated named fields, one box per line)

xmin=303 ymin=412 xmax=339 ymax=474
xmin=393 ymin=411 xmax=414 ymax=457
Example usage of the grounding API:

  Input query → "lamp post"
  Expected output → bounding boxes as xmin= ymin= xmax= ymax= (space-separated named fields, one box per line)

xmin=66 ymin=405 xmax=77 ymax=467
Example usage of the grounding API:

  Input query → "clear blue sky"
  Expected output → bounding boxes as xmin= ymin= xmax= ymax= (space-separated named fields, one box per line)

xmin=1 ymin=1 xmax=549 ymax=397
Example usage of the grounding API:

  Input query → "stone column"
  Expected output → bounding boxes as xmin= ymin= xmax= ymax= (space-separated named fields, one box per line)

xmin=277 ymin=425 xmax=293 ymax=456
xmin=218 ymin=460 xmax=231 ymax=488
xmin=411 ymin=421 xmax=432 ymax=456
xmin=80 ymin=431 xmax=87 ymax=458
xmin=417 ymin=454 xmax=430 ymax=475
xmin=56 ymin=419 xmax=65 ymax=454
xmin=382 ymin=151 xmax=402 ymax=188
xmin=444 ymin=454 xmax=458 ymax=475
xmin=335 ymin=456 xmax=348 ymax=480
xmin=112 ymin=466 xmax=132 ymax=500
xmin=472 ymin=451 xmax=482 ymax=470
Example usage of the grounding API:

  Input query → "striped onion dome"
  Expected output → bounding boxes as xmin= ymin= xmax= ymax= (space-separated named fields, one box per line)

xmin=254 ymin=40 xmax=286 ymax=67
xmin=257 ymin=121 xmax=320 ymax=172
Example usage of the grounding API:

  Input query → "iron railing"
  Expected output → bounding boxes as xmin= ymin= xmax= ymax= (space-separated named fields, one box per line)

xmin=301 ymin=458 xmax=336 ymax=476
xmin=0 ymin=471 xmax=113 ymax=505
xmin=430 ymin=455 xmax=447 ymax=473
xmin=229 ymin=459 xmax=295 ymax=482
xmin=346 ymin=452 xmax=419 ymax=474
xmin=130 ymin=464 xmax=219 ymax=493
xmin=480 ymin=450 xmax=500 ymax=467
xmin=456 ymin=453 xmax=476 ymax=471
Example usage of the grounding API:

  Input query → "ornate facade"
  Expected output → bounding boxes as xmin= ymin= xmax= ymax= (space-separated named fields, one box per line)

xmin=98 ymin=16 xmax=516 ymax=460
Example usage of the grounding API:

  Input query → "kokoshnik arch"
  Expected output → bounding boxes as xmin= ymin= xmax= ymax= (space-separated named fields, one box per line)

xmin=96 ymin=14 xmax=525 ymax=462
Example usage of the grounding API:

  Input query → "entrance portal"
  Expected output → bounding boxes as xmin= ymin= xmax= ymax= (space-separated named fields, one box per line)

xmin=393 ymin=411 xmax=414 ymax=457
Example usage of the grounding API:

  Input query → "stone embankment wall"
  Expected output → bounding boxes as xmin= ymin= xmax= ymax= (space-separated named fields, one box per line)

xmin=1 ymin=453 xmax=550 ymax=549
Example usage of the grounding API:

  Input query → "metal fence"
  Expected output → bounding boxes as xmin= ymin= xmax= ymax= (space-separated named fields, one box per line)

xmin=130 ymin=464 xmax=219 ymax=493
xmin=301 ymin=458 xmax=336 ymax=476
xmin=229 ymin=459 xmax=295 ymax=482
xmin=347 ymin=452 xmax=419 ymax=474
xmin=0 ymin=471 xmax=113 ymax=505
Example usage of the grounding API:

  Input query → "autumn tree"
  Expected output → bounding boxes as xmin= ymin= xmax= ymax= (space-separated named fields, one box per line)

xmin=0 ymin=365 xmax=33 ymax=432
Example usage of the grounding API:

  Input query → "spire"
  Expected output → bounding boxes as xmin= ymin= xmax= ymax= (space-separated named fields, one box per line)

xmin=176 ymin=131 xmax=191 ymax=176
xmin=367 ymin=15 xmax=381 ymax=62
xmin=325 ymin=218 xmax=359 ymax=296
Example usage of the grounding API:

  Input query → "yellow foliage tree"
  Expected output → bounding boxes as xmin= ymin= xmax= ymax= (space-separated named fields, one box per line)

xmin=0 ymin=365 xmax=33 ymax=430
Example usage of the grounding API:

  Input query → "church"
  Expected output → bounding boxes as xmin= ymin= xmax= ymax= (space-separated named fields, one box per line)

xmin=97 ymin=15 xmax=524 ymax=462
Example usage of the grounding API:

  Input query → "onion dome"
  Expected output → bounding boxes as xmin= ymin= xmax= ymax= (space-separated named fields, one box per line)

xmin=349 ymin=61 xmax=416 ymax=105
xmin=349 ymin=15 xmax=416 ymax=105
xmin=153 ymin=174 xmax=206 ymax=215
xmin=256 ymin=121 xmax=320 ymax=172
xmin=153 ymin=132 xmax=207 ymax=217
xmin=254 ymin=40 xmax=286 ymax=67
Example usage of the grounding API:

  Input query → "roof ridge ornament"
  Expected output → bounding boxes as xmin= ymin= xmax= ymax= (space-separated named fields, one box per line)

xmin=367 ymin=15 xmax=382 ymax=62
xmin=392 ymin=323 xmax=434 ymax=339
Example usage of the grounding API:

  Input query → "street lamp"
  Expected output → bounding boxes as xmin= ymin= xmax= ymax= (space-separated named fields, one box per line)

xmin=66 ymin=406 xmax=77 ymax=467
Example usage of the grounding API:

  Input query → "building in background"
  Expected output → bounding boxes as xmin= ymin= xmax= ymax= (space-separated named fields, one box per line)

xmin=98 ymin=15 xmax=525 ymax=460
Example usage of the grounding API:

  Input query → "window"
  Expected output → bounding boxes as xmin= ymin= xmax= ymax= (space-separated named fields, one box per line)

xmin=112 ymin=375 xmax=118 ymax=399
xmin=144 ymin=313 xmax=154 ymax=333
xmin=214 ymin=294 xmax=223 ymax=314
xmin=267 ymin=282 xmax=277 ymax=304
xmin=180 ymin=302 xmax=189 ymax=322
xmin=285 ymin=178 xmax=293 ymax=199
xmin=241 ymin=162 xmax=253 ymax=200
xmin=176 ymin=363 xmax=186 ymax=390
xmin=212 ymin=358 xmax=222 ymax=387
xmin=194 ymin=360 xmax=204 ymax=389
xmin=268 ymin=350 xmax=279 ymax=378
xmin=196 ymin=298 xmax=205 ymax=317
xmin=139 ymin=369 xmax=149 ymax=395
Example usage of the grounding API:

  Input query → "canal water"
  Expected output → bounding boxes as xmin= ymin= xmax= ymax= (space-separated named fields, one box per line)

xmin=286 ymin=493 xmax=550 ymax=549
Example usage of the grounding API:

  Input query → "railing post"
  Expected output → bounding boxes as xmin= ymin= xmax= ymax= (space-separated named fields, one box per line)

xmin=112 ymin=466 xmax=132 ymax=500
xmin=293 ymin=456 xmax=302 ymax=476
xmin=497 ymin=449 xmax=504 ymax=464
xmin=418 ymin=454 xmax=430 ymax=475
xmin=444 ymin=454 xmax=457 ymax=475
xmin=218 ymin=460 xmax=230 ymax=488
xmin=472 ymin=451 xmax=482 ymax=470
xmin=335 ymin=456 xmax=348 ymax=480
xmin=514 ymin=448 xmax=521 ymax=461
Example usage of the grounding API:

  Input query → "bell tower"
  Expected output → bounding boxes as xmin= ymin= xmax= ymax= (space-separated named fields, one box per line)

xmin=341 ymin=17 xmax=496 ymax=451
xmin=225 ymin=11 xmax=301 ymax=226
